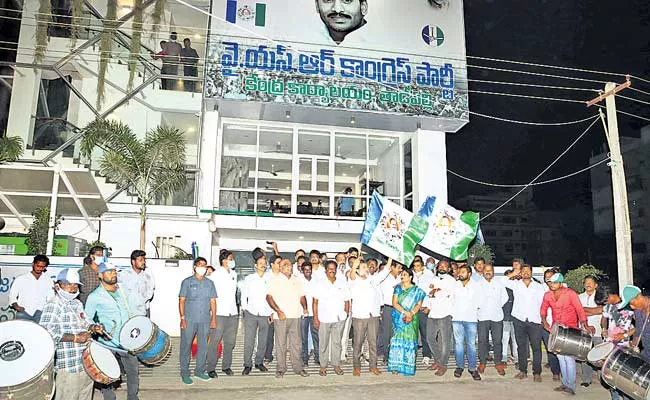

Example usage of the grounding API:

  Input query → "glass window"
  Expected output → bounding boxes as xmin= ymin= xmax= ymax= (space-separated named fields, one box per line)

xmin=297 ymin=195 xmax=330 ymax=216
xmin=298 ymin=130 xmax=330 ymax=156
xmin=368 ymin=135 xmax=400 ymax=198
xmin=220 ymin=124 xmax=257 ymax=190
xmin=403 ymin=140 xmax=412 ymax=195
xmin=299 ymin=158 xmax=313 ymax=191
xmin=219 ymin=190 xmax=255 ymax=212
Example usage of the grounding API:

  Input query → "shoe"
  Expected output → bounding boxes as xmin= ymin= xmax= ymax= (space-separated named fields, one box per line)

xmin=544 ymin=362 xmax=550 ymax=369
xmin=207 ymin=371 xmax=218 ymax=379
xmin=422 ymin=356 xmax=431 ymax=366
xmin=554 ymin=385 xmax=568 ymax=392
xmin=222 ymin=368 xmax=234 ymax=376
xmin=562 ymin=387 xmax=576 ymax=396
xmin=477 ymin=363 xmax=486 ymax=374
xmin=514 ymin=372 xmax=527 ymax=379
xmin=428 ymin=363 xmax=441 ymax=371
xmin=319 ymin=368 xmax=327 ymax=376
xmin=298 ymin=370 xmax=309 ymax=377
xmin=553 ymin=374 xmax=561 ymax=381
xmin=334 ymin=367 xmax=344 ymax=376
xmin=370 ymin=368 xmax=382 ymax=376
xmin=435 ymin=366 xmax=448 ymax=376
xmin=533 ymin=374 xmax=542 ymax=382
xmin=303 ymin=361 xmax=308 ymax=368
xmin=275 ymin=371 xmax=284 ymax=379
xmin=255 ymin=364 xmax=268 ymax=372
xmin=454 ymin=368 xmax=463 ymax=378
xmin=194 ymin=373 xmax=211 ymax=381
xmin=581 ymin=383 xmax=590 ymax=387
xmin=242 ymin=367 xmax=251 ymax=376
xmin=470 ymin=370 xmax=482 ymax=381
xmin=353 ymin=368 xmax=361 ymax=376
xmin=181 ymin=376 xmax=193 ymax=385
xmin=495 ymin=363 xmax=506 ymax=376
xmin=264 ymin=357 xmax=273 ymax=364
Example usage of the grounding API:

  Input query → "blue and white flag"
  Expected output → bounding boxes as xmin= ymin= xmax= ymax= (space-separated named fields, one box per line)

xmin=417 ymin=196 xmax=479 ymax=261
xmin=361 ymin=192 xmax=428 ymax=266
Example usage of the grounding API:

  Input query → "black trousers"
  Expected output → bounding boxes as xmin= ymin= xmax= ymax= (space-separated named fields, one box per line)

xmin=513 ymin=317 xmax=542 ymax=375
xmin=478 ymin=320 xmax=503 ymax=365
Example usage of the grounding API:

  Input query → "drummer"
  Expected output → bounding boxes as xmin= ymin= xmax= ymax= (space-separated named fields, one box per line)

xmin=85 ymin=262 xmax=140 ymax=400
xmin=619 ymin=285 xmax=649 ymax=360
xmin=39 ymin=268 xmax=105 ymax=400
xmin=540 ymin=273 xmax=594 ymax=396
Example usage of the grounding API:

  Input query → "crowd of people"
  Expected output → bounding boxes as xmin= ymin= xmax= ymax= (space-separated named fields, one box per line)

xmin=6 ymin=245 xmax=650 ymax=400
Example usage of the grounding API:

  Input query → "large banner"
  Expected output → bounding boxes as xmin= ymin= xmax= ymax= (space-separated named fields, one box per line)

xmin=205 ymin=0 xmax=469 ymax=122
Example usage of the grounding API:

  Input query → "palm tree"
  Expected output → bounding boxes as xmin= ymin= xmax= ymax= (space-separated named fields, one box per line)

xmin=80 ymin=119 xmax=186 ymax=249
xmin=0 ymin=136 xmax=24 ymax=164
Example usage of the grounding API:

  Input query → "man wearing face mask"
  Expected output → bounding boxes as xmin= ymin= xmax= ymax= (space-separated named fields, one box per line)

xmin=178 ymin=257 xmax=217 ymax=385
xmin=206 ymin=250 xmax=239 ymax=378
xmin=85 ymin=262 xmax=140 ymax=399
xmin=40 ymin=269 xmax=106 ymax=400
xmin=119 ymin=250 xmax=155 ymax=317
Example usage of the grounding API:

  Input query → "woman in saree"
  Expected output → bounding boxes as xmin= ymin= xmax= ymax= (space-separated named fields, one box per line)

xmin=387 ymin=268 xmax=427 ymax=376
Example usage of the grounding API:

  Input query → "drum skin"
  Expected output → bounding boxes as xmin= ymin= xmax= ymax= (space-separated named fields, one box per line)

xmin=120 ymin=317 xmax=172 ymax=366
xmin=82 ymin=344 xmax=119 ymax=384
xmin=549 ymin=324 xmax=593 ymax=361
xmin=587 ymin=342 xmax=616 ymax=368
xmin=602 ymin=346 xmax=650 ymax=400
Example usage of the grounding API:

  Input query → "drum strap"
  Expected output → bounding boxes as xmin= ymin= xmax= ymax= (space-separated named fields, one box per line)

xmin=119 ymin=287 xmax=134 ymax=318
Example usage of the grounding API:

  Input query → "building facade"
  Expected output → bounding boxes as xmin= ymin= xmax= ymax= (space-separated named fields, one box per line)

xmin=1 ymin=0 xmax=468 ymax=266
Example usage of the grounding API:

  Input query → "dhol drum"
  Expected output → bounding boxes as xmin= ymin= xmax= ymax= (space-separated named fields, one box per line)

xmin=548 ymin=323 xmax=593 ymax=361
xmin=119 ymin=316 xmax=171 ymax=365
xmin=602 ymin=346 xmax=650 ymax=400
xmin=587 ymin=341 xmax=616 ymax=368
xmin=82 ymin=341 xmax=121 ymax=384
xmin=0 ymin=320 xmax=55 ymax=400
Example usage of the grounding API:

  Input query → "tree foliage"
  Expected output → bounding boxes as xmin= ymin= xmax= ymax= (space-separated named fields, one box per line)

xmin=467 ymin=242 xmax=495 ymax=265
xmin=26 ymin=207 xmax=61 ymax=255
xmin=0 ymin=136 xmax=24 ymax=164
xmin=564 ymin=264 xmax=607 ymax=292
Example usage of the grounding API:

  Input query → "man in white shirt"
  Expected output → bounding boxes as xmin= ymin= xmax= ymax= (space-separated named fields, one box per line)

xmin=310 ymin=250 xmax=327 ymax=282
xmin=426 ymin=260 xmax=456 ymax=376
xmin=471 ymin=257 xmax=486 ymax=282
xmin=9 ymin=254 xmax=54 ymax=321
xmin=206 ymin=249 xmax=239 ymax=378
xmin=300 ymin=262 xmax=319 ymax=367
xmin=348 ymin=258 xmax=382 ymax=376
xmin=477 ymin=264 xmax=508 ymax=375
xmin=240 ymin=254 xmax=273 ymax=375
xmin=413 ymin=258 xmax=434 ymax=366
xmin=578 ymin=275 xmax=604 ymax=387
xmin=375 ymin=259 xmax=402 ymax=363
xmin=338 ymin=255 xmax=356 ymax=362
xmin=505 ymin=264 xmax=546 ymax=381
xmin=313 ymin=260 xmax=351 ymax=376
xmin=119 ymin=250 xmax=155 ymax=317
xmin=452 ymin=265 xmax=481 ymax=381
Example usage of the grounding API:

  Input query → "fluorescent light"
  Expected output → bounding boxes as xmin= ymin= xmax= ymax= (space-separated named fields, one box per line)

xmin=193 ymin=34 xmax=201 ymax=40
xmin=299 ymin=236 xmax=304 ymax=240
xmin=285 ymin=111 xmax=291 ymax=119
xmin=350 ymin=116 xmax=356 ymax=124
xmin=187 ymin=127 xmax=196 ymax=133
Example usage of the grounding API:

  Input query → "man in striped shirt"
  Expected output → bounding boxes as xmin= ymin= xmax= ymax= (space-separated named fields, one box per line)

xmin=40 ymin=268 xmax=105 ymax=400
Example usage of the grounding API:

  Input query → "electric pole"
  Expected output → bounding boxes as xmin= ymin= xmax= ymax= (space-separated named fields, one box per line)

xmin=587 ymin=77 xmax=633 ymax=287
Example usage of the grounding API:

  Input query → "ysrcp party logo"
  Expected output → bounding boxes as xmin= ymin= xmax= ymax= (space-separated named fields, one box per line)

xmin=379 ymin=212 xmax=407 ymax=242
xmin=237 ymin=5 xmax=255 ymax=21
xmin=421 ymin=25 xmax=444 ymax=47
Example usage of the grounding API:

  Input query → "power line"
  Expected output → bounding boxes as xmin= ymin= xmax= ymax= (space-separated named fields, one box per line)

xmin=594 ymin=104 xmax=650 ymax=123
xmin=629 ymin=86 xmax=650 ymax=98
xmin=468 ymin=89 xmax=586 ymax=104
xmin=468 ymin=64 xmax=608 ymax=84
xmin=617 ymin=94 xmax=650 ymax=107
xmin=468 ymin=111 xmax=597 ymax=126
xmin=479 ymin=117 xmax=601 ymax=221
xmin=449 ymin=156 xmax=610 ymax=188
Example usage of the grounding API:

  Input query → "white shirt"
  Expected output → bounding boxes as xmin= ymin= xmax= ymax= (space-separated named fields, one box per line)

xmin=241 ymin=273 xmax=272 ymax=316
xmin=505 ymin=279 xmax=546 ymax=324
xmin=211 ymin=267 xmax=238 ymax=316
xmin=579 ymin=291 xmax=603 ymax=336
xmin=477 ymin=279 xmax=509 ymax=322
xmin=414 ymin=269 xmax=435 ymax=307
xmin=375 ymin=268 xmax=401 ymax=306
xmin=118 ymin=267 xmax=155 ymax=316
xmin=9 ymin=272 xmax=54 ymax=315
xmin=310 ymin=265 xmax=327 ymax=282
xmin=452 ymin=280 xmax=480 ymax=322
xmin=314 ymin=278 xmax=351 ymax=323
xmin=300 ymin=276 xmax=317 ymax=316
xmin=427 ymin=274 xmax=456 ymax=319
xmin=349 ymin=276 xmax=381 ymax=318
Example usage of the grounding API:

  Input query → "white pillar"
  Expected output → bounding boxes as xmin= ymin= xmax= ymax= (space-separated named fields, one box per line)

xmin=200 ymin=110 xmax=220 ymax=212
xmin=412 ymin=129 xmax=447 ymax=210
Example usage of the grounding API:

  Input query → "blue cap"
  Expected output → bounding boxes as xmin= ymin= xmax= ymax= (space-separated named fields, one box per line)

xmin=98 ymin=262 xmax=117 ymax=273
xmin=56 ymin=268 xmax=83 ymax=285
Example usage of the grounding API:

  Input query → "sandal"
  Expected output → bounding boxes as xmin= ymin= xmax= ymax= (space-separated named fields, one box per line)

xmin=319 ymin=368 xmax=327 ymax=376
xmin=334 ymin=367 xmax=344 ymax=375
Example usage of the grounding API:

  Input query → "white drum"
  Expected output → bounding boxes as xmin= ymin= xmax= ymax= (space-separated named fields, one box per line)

xmin=0 ymin=320 xmax=55 ymax=400
xmin=82 ymin=341 xmax=121 ymax=384
xmin=119 ymin=316 xmax=154 ymax=352
xmin=588 ymin=341 xmax=616 ymax=368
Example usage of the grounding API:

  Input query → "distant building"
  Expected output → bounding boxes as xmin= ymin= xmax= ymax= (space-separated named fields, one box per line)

xmin=590 ymin=125 xmax=650 ymax=278
xmin=455 ymin=189 xmax=565 ymax=266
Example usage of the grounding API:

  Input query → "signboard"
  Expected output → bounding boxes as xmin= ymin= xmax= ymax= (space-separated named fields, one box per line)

xmin=205 ymin=0 xmax=469 ymax=121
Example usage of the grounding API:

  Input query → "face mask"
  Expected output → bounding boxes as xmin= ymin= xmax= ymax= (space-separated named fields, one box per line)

xmin=426 ymin=263 xmax=435 ymax=270
xmin=227 ymin=260 xmax=236 ymax=269
xmin=58 ymin=289 xmax=79 ymax=301
xmin=195 ymin=267 xmax=207 ymax=276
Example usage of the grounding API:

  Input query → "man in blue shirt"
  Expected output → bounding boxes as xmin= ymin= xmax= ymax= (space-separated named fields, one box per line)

xmin=85 ymin=262 xmax=139 ymax=400
xmin=337 ymin=187 xmax=355 ymax=216
xmin=178 ymin=257 xmax=217 ymax=385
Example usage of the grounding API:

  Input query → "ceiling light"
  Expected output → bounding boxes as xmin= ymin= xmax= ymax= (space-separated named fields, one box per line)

xmin=193 ymin=34 xmax=201 ymax=40
xmin=286 ymin=186 xmax=290 ymax=190
xmin=350 ymin=116 xmax=356 ymax=124
xmin=187 ymin=127 xmax=196 ymax=133
xmin=299 ymin=236 xmax=304 ymax=240
xmin=285 ymin=111 xmax=291 ymax=119
xmin=342 ymin=173 xmax=347 ymax=177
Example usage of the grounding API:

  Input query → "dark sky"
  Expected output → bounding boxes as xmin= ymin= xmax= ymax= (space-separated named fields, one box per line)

xmin=448 ymin=0 xmax=650 ymax=209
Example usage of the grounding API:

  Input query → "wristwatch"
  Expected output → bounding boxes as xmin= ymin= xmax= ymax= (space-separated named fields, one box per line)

xmin=624 ymin=332 xmax=630 ymax=339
